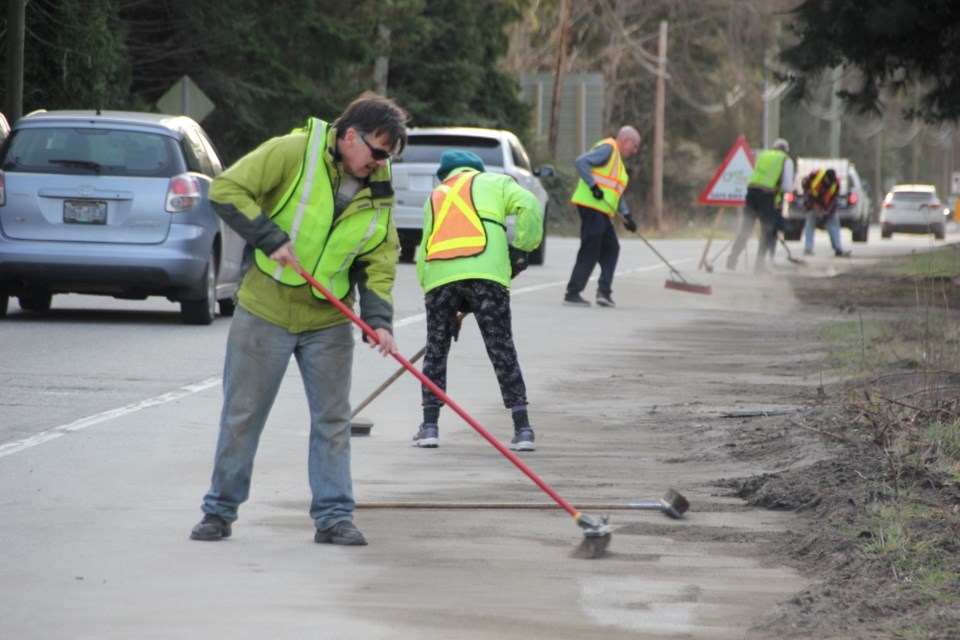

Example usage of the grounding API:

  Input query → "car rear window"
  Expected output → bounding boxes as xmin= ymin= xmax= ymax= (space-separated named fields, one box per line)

xmin=1 ymin=127 xmax=183 ymax=177
xmin=397 ymin=135 xmax=504 ymax=167
xmin=893 ymin=191 xmax=937 ymax=204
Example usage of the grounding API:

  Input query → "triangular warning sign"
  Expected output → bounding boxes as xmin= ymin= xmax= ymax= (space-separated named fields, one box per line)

xmin=698 ymin=135 xmax=756 ymax=206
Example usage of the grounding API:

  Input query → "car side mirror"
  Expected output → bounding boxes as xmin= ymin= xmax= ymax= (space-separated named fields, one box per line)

xmin=535 ymin=165 xmax=555 ymax=178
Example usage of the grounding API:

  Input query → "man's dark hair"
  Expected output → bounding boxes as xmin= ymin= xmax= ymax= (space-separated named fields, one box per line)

xmin=824 ymin=168 xmax=837 ymax=183
xmin=335 ymin=91 xmax=410 ymax=156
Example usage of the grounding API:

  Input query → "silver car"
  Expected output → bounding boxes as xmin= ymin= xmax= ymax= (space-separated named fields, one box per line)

xmin=391 ymin=127 xmax=554 ymax=264
xmin=0 ymin=110 xmax=245 ymax=324
xmin=880 ymin=184 xmax=948 ymax=240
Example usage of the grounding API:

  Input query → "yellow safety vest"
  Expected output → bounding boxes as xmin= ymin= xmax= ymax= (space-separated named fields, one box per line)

xmin=254 ymin=118 xmax=393 ymax=301
xmin=570 ymin=137 xmax=628 ymax=217
xmin=425 ymin=172 xmax=487 ymax=260
xmin=810 ymin=170 xmax=838 ymax=205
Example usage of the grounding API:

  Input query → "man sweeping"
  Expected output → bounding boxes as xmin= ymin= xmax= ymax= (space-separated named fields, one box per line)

xmin=411 ymin=150 xmax=543 ymax=451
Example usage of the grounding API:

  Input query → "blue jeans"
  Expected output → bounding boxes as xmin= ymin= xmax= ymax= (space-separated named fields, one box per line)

xmin=201 ymin=307 xmax=356 ymax=531
xmin=804 ymin=210 xmax=842 ymax=253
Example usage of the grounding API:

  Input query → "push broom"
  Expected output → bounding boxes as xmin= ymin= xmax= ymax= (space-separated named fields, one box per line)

xmin=634 ymin=231 xmax=713 ymax=295
xmin=350 ymin=314 xmax=466 ymax=436
xmin=295 ymin=266 xmax=612 ymax=558
xmin=358 ymin=488 xmax=690 ymax=519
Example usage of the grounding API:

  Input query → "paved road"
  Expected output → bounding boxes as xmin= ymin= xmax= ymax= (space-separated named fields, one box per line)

xmin=0 ymin=227 xmax=952 ymax=639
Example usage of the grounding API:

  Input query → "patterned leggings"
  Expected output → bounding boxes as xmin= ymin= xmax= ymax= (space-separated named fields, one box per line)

xmin=421 ymin=279 xmax=527 ymax=409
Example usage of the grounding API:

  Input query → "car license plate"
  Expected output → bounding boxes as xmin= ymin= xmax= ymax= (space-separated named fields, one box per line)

xmin=64 ymin=200 xmax=107 ymax=225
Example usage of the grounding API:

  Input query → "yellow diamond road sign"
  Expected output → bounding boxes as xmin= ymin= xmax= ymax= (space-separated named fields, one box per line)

xmin=157 ymin=75 xmax=215 ymax=122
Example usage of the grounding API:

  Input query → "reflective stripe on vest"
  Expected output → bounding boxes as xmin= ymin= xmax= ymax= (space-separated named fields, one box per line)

xmin=810 ymin=170 xmax=837 ymax=204
xmin=570 ymin=138 xmax=628 ymax=217
xmin=425 ymin=171 xmax=487 ymax=261
xmin=254 ymin=118 xmax=392 ymax=300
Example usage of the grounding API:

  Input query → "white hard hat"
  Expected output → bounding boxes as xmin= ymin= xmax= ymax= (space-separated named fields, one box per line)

xmin=772 ymin=138 xmax=790 ymax=153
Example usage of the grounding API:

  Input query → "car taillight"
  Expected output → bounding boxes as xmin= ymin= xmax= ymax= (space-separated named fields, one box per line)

xmin=0 ymin=170 xmax=5 ymax=206
xmin=166 ymin=174 xmax=201 ymax=212
xmin=848 ymin=192 xmax=858 ymax=204
xmin=785 ymin=192 xmax=795 ymax=203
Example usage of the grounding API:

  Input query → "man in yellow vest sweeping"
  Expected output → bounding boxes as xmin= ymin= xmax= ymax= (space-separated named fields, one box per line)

xmin=190 ymin=92 xmax=409 ymax=546
xmin=726 ymin=138 xmax=794 ymax=273
xmin=563 ymin=126 xmax=641 ymax=307
xmin=413 ymin=150 xmax=543 ymax=451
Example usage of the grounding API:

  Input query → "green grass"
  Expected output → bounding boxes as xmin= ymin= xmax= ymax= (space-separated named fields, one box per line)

xmin=900 ymin=244 xmax=960 ymax=279
xmin=815 ymin=244 xmax=960 ymax=638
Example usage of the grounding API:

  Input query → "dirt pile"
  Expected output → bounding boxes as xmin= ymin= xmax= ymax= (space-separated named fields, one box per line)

xmin=717 ymin=262 xmax=960 ymax=639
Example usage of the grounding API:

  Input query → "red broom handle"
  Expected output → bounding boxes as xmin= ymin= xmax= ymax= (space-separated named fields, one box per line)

xmin=295 ymin=266 xmax=580 ymax=520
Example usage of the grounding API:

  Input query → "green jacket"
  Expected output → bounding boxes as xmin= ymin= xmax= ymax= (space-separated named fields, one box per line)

xmin=209 ymin=120 xmax=399 ymax=334
xmin=416 ymin=167 xmax=542 ymax=292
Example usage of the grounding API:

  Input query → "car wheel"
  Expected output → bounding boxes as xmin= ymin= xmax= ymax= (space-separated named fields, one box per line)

xmin=181 ymin=252 xmax=217 ymax=325
xmin=0 ymin=291 xmax=8 ymax=318
xmin=218 ymin=298 xmax=236 ymax=317
xmin=933 ymin=224 xmax=945 ymax=240
xmin=881 ymin=228 xmax=892 ymax=239
xmin=852 ymin=218 xmax=869 ymax=243
xmin=18 ymin=289 xmax=52 ymax=312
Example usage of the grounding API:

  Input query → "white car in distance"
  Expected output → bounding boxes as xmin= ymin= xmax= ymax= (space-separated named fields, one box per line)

xmin=390 ymin=127 xmax=554 ymax=264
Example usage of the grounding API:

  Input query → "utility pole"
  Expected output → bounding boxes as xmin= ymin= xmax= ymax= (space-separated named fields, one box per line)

xmin=829 ymin=66 xmax=842 ymax=157
xmin=652 ymin=20 xmax=667 ymax=230
xmin=372 ymin=0 xmax=392 ymax=96
xmin=548 ymin=0 xmax=571 ymax=158
xmin=5 ymin=0 xmax=26 ymax=122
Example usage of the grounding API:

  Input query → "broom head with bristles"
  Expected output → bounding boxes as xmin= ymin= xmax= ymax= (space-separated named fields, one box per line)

xmin=664 ymin=276 xmax=712 ymax=296
xmin=571 ymin=513 xmax=612 ymax=559
xmin=659 ymin=488 xmax=690 ymax=519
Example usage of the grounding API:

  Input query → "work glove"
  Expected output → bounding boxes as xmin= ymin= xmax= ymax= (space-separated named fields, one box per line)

xmin=622 ymin=214 xmax=637 ymax=233
xmin=590 ymin=184 xmax=604 ymax=200
xmin=508 ymin=246 xmax=529 ymax=278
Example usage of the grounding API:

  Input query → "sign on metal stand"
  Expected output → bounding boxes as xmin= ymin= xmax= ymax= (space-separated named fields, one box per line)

xmin=697 ymin=136 xmax=756 ymax=270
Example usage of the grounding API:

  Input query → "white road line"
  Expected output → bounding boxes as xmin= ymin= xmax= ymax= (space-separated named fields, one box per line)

xmin=2 ymin=255 xmax=685 ymax=457
xmin=0 ymin=377 xmax=221 ymax=459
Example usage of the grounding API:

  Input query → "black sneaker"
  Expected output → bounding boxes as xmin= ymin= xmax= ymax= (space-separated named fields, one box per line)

xmin=190 ymin=513 xmax=232 ymax=541
xmin=596 ymin=292 xmax=615 ymax=307
xmin=563 ymin=292 xmax=590 ymax=307
xmin=412 ymin=423 xmax=439 ymax=448
xmin=835 ymin=249 xmax=851 ymax=257
xmin=510 ymin=427 xmax=536 ymax=452
xmin=315 ymin=520 xmax=368 ymax=546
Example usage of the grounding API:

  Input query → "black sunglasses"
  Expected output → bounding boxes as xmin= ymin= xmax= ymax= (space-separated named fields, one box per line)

xmin=358 ymin=132 xmax=394 ymax=161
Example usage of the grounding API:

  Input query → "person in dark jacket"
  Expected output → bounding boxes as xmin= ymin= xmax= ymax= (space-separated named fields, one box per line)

xmin=802 ymin=168 xmax=850 ymax=257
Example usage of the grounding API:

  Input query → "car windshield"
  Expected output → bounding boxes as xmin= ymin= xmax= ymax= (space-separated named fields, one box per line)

xmin=1 ymin=127 xmax=180 ymax=177
xmin=396 ymin=135 xmax=503 ymax=167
